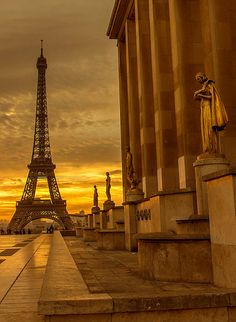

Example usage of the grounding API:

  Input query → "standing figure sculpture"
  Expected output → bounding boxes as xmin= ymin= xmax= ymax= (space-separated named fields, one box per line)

xmin=194 ymin=72 xmax=229 ymax=154
xmin=126 ymin=146 xmax=138 ymax=190
xmin=93 ymin=185 xmax=98 ymax=208
xmin=105 ymin=172 xmax=111 ymax=201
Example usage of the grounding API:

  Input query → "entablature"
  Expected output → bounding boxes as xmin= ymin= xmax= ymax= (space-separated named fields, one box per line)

xmin=107 ymin=0 xmax=134 ymax=41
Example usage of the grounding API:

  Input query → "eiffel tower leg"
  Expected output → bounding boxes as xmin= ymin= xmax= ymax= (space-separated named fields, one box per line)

xmin=22 ymin=170 xmax=38 ymax=200
xmin=47 ymin=170 xmax=61 ymax=201
xmin=8 ymin=207 xmax=31 ymax=232
xmin=8 ymin=206 xmax=69 ymax=232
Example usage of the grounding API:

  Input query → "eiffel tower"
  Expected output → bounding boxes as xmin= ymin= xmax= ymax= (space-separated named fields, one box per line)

xmin=8 ymin=42 xmax=74 ymax=232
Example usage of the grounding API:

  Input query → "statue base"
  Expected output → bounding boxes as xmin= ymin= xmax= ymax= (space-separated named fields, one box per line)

xmin=91 ymin=206 xmax=100 ymax=214
xmin=91 ymin=207 xmax=100 ymax=228
xmin=103 ymin=200 xmax=115 ymax=211
xmin=196 ymin=152 xmax=226 ymax=161
xmin=193 ymin=153 xmax=230 ymax=215
xmin=126 ymin=189 xmax=144 ymax=202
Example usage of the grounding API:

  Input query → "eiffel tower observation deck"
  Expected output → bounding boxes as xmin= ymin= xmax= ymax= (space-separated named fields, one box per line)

xmin=8 ymin=42 xmax=74 ymax=232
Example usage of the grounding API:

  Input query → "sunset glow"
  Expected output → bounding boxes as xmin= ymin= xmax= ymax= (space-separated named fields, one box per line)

xmin=0 ymin=0 xmax=122 ymax=222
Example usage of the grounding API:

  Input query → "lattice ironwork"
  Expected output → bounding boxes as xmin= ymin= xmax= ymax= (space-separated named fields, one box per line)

xmin=8 ymin=42 xmax=74 ymax=232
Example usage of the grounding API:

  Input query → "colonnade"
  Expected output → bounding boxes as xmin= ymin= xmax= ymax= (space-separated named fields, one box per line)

xmin=109 ymin=0 xmax=236 ymax=200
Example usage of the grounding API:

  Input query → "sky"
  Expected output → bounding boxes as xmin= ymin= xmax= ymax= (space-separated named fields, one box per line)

xmin=0 ymin=0 xmax=122 ymax=221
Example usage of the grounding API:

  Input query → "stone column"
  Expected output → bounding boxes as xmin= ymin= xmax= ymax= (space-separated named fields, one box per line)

xmin=149 ymin=0 xmax=179 ymax=191
xmin=87 ymin=214 xmax=93 ymax=228
xmin=203 ymin=1 xmax=236 ymax=164
xmin=92 ymin=207 xmax=100 ymax=229
xmin=168 ymin=0 xmax=203 ymax=189
xmin=118 ymin=40 xmax=130 ymax=201
xmin=125 ymin=19 xmax=142 ymax=189
xmin=134 ymin=0 xmax=158 ymax=197
xmin=99 ymin=211 xmax=107 ymax=230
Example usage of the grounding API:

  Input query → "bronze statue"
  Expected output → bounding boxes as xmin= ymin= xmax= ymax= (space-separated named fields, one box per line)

xmin=126 ymin=146 xmax=138 ymax=190
xmin=93 ymin=185 xmax=98 ymax=207
xmin=105 ymin=172 xmax=111 ymax=201
xmin=194 ymin=72 xmax=228 ymax=154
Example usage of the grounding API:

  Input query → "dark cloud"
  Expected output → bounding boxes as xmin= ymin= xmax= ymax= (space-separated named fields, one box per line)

xmin=109 ymin=169 xmax=122 ymax=175
xmin=0 ymin=1 xmax=122 ymax=218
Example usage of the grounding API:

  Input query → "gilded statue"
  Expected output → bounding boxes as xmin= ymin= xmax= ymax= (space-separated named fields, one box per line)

xmin=126 ymin=146 xmax=138 ymax=190
xmin=93 ymin=185 xmax=98 ymax=207
xmin=105 ymin=172 xmax=111 ymax=201
xmin=194 ymin=72 xmax=228 ymax=154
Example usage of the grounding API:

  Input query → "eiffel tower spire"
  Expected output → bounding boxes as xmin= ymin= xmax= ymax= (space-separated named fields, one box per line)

xmin=31 ymin=39 xmax=52 ymax=163
xmin=8 ymin=43 xmax=74 ymax=232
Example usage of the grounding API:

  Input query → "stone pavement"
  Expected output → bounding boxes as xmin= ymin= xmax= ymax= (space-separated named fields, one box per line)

xmin=38 ymin=233 xmax=236 ymax=321
xmin=0 ymin=234 xmax=52 ymax=322
xmin=64 ymin=236 xmax=224 ymax=298
xmin=1 ymin=233 xmax=236 ymax=322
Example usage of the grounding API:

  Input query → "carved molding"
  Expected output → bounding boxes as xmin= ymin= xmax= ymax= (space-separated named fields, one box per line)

xmin=136 ymin=209 xmax=151 ymax=221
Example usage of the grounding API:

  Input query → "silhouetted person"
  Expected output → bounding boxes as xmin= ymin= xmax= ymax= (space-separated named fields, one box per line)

xmin=28 ymin=228 xmax=31 ymax=234
xmin=49 ymin=225 xmax=54 ymax=234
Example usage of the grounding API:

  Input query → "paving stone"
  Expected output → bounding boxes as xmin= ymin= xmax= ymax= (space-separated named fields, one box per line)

xmin=13 ymin=243 xmax=28 ymax=247
xmin=0 ymin=234 xmax=51 ymax=321
xmin=0 ymin=248 xmax=20 ymax=256
xmin=0 ymin=313 xmax=45 ymax=322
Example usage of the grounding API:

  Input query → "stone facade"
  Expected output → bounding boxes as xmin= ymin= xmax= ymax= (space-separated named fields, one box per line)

xmin=107 ymin=0 xmax=236 ymax=288
xmin=107 ymin=0 xmax=236 ymax=198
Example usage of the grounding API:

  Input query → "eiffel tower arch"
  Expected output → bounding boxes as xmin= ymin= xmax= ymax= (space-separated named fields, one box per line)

xmin=8 ymin=42 xmax=74 ymax=232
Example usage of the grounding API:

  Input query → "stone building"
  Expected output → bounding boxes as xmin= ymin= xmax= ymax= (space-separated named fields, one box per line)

xmin=107 ymin=0 xmax=236 ymax=197
xmin=105 ymin=0 xmax=236 ymax=294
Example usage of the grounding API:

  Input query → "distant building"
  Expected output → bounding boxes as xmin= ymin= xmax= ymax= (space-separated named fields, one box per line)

xmin=69 ymin=211 xmax=87 ymax=227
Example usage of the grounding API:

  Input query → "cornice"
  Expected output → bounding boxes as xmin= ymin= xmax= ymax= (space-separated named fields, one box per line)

xmin=107 ymin=0 xmax=134 ymax=40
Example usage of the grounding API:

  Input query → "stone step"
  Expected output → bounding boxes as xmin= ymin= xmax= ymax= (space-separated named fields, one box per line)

xmin=39 ymin=234 xmax=236 ymax=322
xmin=136 ymin=232 xmax=212 ymax=283
xmin=60 ymin=229 xmax=76 ymax=236
xmin=115 ymin=220 xmax=124 ymax=230
xmin=97 ymin=229 xmax=125 ymax=250
xmin=176 ymin=214 xmax=210 ymax=234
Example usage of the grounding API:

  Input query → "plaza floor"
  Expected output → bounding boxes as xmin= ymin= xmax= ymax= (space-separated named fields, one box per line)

xmin=0 ymin=234 xmax=52 ymax=322
xmin=1 ymin=233 xmax=236 ymax=322
xmin=64 ymin=236 xmax=224 ymax=298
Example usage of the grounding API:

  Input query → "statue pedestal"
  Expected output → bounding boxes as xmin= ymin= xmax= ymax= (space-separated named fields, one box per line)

xmin=126 ymin=189 xmax=144 ymax=202
xmin=99 ymin=211 xmax=108 ymax=229
xmin=91 ymin=206 xmax=100 ymax=228
xmin=103 ymin=200 xmax=115 ymax=211
xmin=87 ymin=213 xmax=93 ymax=228
xmin=91 ymin=206 xmax=100 ymax=214
xmin=193 ymin=153 xmax=230 ymax=215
